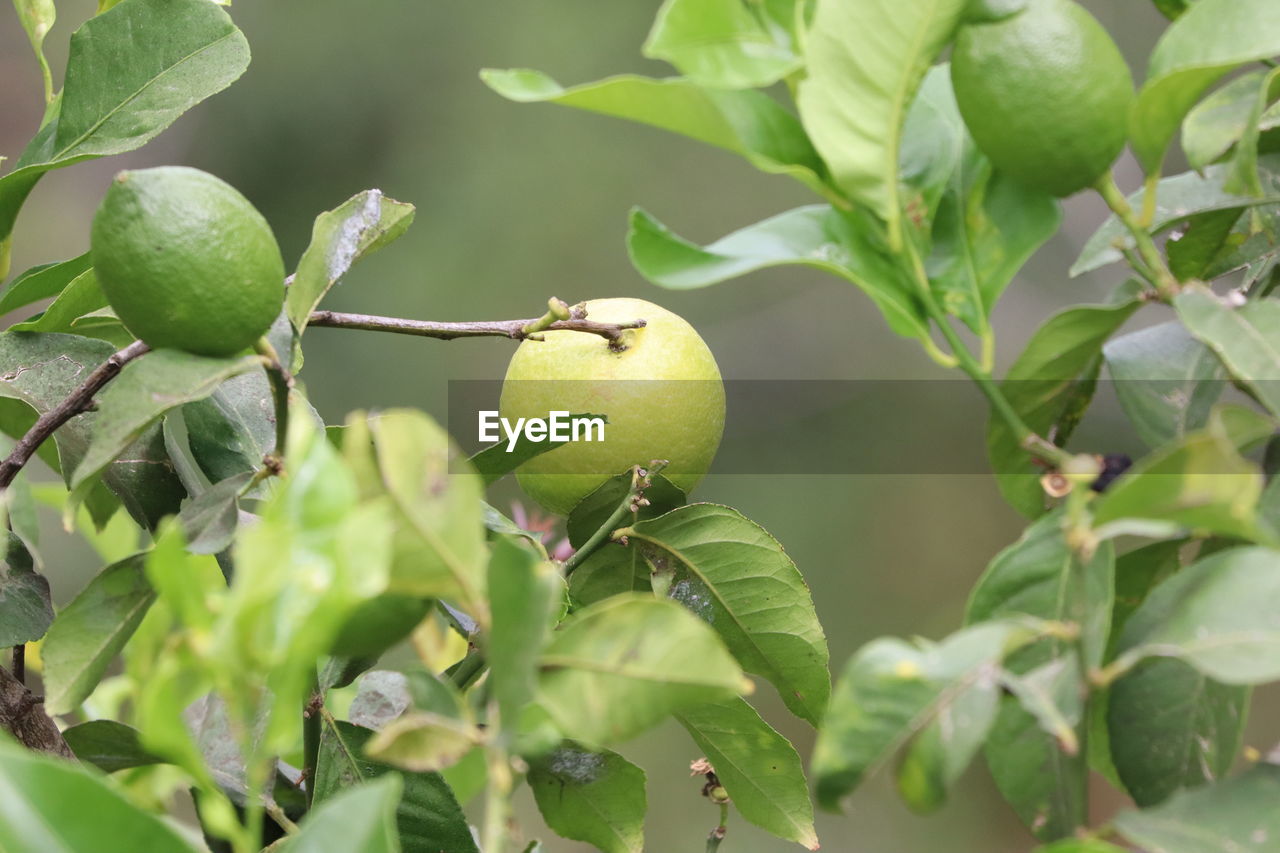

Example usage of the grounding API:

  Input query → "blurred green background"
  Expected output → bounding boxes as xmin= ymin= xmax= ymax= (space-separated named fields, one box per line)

xmin=3 ymin=2 xmax=1248 ymax=852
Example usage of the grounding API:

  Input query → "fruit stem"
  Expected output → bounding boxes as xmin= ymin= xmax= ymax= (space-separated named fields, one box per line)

xmin=561 ymin=464 xmax=655 ymax=577
xmin=253 ymin=336 xmax=294 ymax=472
xmin=307 ymin=309 xmax=646 ymax=349
xmin=0 ymin=339 xmax=150 ymax=490
xmin=1094 ymin=172 xmax=1178 ymax=300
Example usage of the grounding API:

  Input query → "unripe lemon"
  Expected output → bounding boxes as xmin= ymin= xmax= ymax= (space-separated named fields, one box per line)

xmin=950 ymin=0 xmax=1133 ymax=198
xmin=500 ymin=298 xmax=725 ymax=516
xmin=91 ymin=167 xmax=285 ymax=357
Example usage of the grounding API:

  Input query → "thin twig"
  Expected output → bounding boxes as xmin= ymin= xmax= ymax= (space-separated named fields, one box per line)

xmin=0 ymin=340 xmax=150 ymax=490
xmin=1095 ymin=172 xmax=1179 ymax=300
xmin=307 ymin=310 xmax=646 ymax=350
xmin=562 ymin=463 xmax=664 ymax=577
xmin=253 ymin=337 xmax=294 ymax=467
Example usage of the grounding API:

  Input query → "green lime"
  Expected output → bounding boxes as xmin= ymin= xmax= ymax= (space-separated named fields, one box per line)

xmin=91 ymin=167 xmax=285 ymax=357
xmin=950 ymin=0 xmax=1133 ymax=198
xmin=500 ymin=297 xmax=725 ymax=516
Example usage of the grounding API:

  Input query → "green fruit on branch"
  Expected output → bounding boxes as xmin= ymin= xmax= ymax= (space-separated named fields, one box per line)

xmin=500 ymin=297 xmax=725 ymax=516
xmin=91 ymin=166 xmax=285 ymax=357
xmin=951 ymin=0 xmax=1134 ymax=197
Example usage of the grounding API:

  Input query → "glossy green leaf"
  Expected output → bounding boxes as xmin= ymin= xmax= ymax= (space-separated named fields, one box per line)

xmin=1114 ymin=546 xmax=1280 ymax=684
xmin=286 ymin=189 xmax=415 ymax=337
xmin=965 ymin=513 xmax=1115 ymax=840
xmin=9 ymin=269 xmax=107 ymax=335
xmin=1177 ymin=288 xmax=1280 ymax=418
xmin=0 ymin=739 xmax=200 ymax=853
xmin=567 ymin=544 xmax=653 ymax=607
xmin=537 ymin=594 xmax=748 ymax=745
xmin=528 ymin=744 xmax=646 ymax=853
xmin=1130 ymin=0 xmax=1280 ymax=172
xmin=42 ymin=554 xmax=153 ymax=714
xmin=481 ymin=70 xmax=836 ymax=201
xmin=796 ymin=0 xmax=966 ymax=244
xmin=0 ymin=531 xmax=51 ymax=646
xmin=1072 ymin=156 xmax=1280 ymax=276
xmin=566 ymin=471 xmax=685 ymax=549
xmin=1167 ymin=208 xmax=1245 ymax=282
xmin=61 ymin=720 xmax=162 ymax=773
xmin=623 ymin=503 xmax=829 ymax=725
xmin=642 ymin=0 xmax=801 ymax=89
xmin=343 ymin=409 xmax=486 ymax=607
xmin=282 ymin=775 xmax=402 ymax=853
xmin=0 ymin=253 xmax=91 ymax=316
xmin=1092 ymin=410 xmax=1269 ymax=542
xmin=0 ymin=0 xmax=251 ymax=263
xmin=987 ymin=286 xmax=1143 ymax=517
xmin=313 ymin=719 xmax=478 ymax=853
xmin=627 ymin=205 xmax=931 ymax=343
xmin=1114 ymin=762 xmax=1280 ymax=853
xmin=487 ymin=537 xmax=560 ymax=735
xmin=812 ymin=621 xmax=1037 ymax=811
xmin=1183 ymin=71 xmax=1277 ymax=170
xmin=1104 ymin=322 xmax=1225 ymax=448
xmin=1108 ymin=657 xmax=1248 ymax=807
xmin=677 ymin=698 xmax=818 ymax=849
xmin=67 ymin=349 xmax=260 ymax=519
xmin=0 ymin=332 xmax=186 ymax=528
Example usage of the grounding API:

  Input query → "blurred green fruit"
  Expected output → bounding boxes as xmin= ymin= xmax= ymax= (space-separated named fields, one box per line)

xmin=500 ymin=297 xmax=724 ymax=516
xmin=91 ymin=166 xmax=285 ymax=357
xmin=951 ymin=0 xmax=1133 ymax=197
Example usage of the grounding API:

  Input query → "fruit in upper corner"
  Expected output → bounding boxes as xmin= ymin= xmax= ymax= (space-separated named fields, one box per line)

xmin=91 ymin=166 xmax=285 ymax=357
xmin=950 ymin=0 xmax=1134 ymax=198
xmin=500 ymin=297 xmax=725 ymax=516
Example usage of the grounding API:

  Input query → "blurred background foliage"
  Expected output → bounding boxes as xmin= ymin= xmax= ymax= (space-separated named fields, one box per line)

xmin=4 ymin=2 xmax=1254 ymax=851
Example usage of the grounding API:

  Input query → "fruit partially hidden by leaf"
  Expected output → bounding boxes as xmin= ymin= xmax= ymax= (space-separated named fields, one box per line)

xmin=950 ymin=0 xmax=1133 ymax=197
xmin=91 ymin=166 xmax=285 ymax=357
xmin=500 ymin=297 xmax=724 ymax=516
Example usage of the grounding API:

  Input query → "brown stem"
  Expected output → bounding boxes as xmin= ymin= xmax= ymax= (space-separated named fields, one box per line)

xmin=0 ymin=663 xmax=73 ymax=759
xmin=11 ymin=645 xmax=23 ymax=684
xmin=0 ymin=340 xmax=150 ymax=490
xmin=307 ymin=310 xmax=646 ymax=350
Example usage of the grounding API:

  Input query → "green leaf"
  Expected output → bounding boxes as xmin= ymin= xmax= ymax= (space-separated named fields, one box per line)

xmin=313 ymin=719 xmax=479 ymax=853
xmin=487 ymin=537 xmax=561 ymax=735
xmin=364 ymin=713 xmax=483 ymax=774
xmin=0 ymin=738 xmax=200 ymax=853
xmin=623 ymin=503 xmax=829 ymax=726
xmin=1001 ymin=654 xmax=1084 ymax=758
xmin=1113 ymin=763 xmax=1280 ymax=853
xmin=676 ymin=698 xmax=819 ymax=849
xmin=1225 ymin=68 xmax=1280 ymax=197
xmin=987 ymin=286 xmax=1143 ymax=517
xmin=343 ymin=409 xmax=487 ymax=607
xmin=286 ymin=190 xmax=415 ymax=337
xmin=537 ymin=594 xmax=749 ymax=745
xmin=567 ymin=544 xmax=653 ymax=607
xmin=811 ymin=621 xmax=1037 ymax=811
xmin=1184 ymin=71 xmax=1280 ymax=169
xmin=566 ymin=471 xmax=685 ymax=549
xmin=67 ymin=349 xmax=260 ymax=518
xmin=918 ymin=69 xmax=1061 ymax=335
xmin=965 ymin=513 xmax=1115 ymax=840
xmin=41 ymin=553 xmax=154 ymax=714
xmin=1104 ymin=322 xmax=1225 ymax=448
xmin=177 ymin=472 xmax=253 ymax=555
xmin=1176 ymin=288 xmax=1280 ymax=418
xmin=61 ymin=720 xmax=162 ymax=773
xmin=626 ymin=205 xmax=931 ymax=343
xmin=1032 ymin=843 xmax=1131 ymax=853
xmin=1092 ymin=410 xmax=1269 ymax=543
xmin=642 ymin=0 xmax=801 ymax=89
xmin=1129 ymin=0 xmax=1280 ymax=172
xmin=0 ymin=253 xmax=91 ymax=316
xmin=1167 ymin=208 xmax=1245 ymax=282
xmin=1114 ymin=545 xmax=1280 ymax=684
xmin=1071 ymin=157 xmax=1280 ymax=277
xmin=795 ymin=0 xmax=967 ymax=244
xmin=528 ymin=744 xmax=646 ymax=853
xmin=481 ymin=70 xmax=836 ymax=202
xmin=9 ymin=268 xmax=107 ymax=334
xmin=1108 ymin=657 xmax=1248 ymax=806
xmin=282 ymin=775 xmax=402 ymax=853
xmin=12 ymin=0 xmax=56 ymax=99
xmin=0 ymin=0 xmax=251 ymax=257
xmin=0 ymin=531 xmax=51 ymax=646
